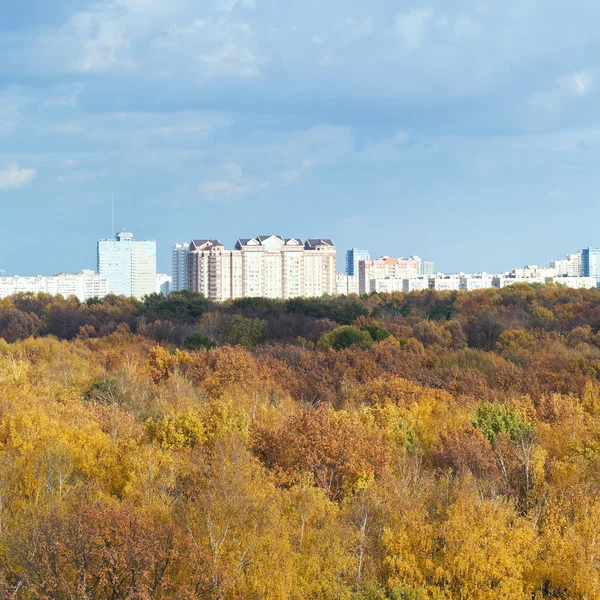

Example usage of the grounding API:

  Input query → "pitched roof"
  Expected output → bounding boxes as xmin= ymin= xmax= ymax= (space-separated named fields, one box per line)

xmin=190 ymin=239 xmax=221 ymax=251
xmin=257 ymin=235 xmax=284 ymax=242
xmin=305 ymin=238 xmax=335 ymax=249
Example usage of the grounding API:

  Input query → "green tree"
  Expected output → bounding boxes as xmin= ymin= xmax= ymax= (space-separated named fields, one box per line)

xmin=319 ymin=326 xmax=373 ymax=350
xmin=184 ymin=332 xmax=216 ymax=351
xmin=224 ymin=315 xmax=268 ymax=349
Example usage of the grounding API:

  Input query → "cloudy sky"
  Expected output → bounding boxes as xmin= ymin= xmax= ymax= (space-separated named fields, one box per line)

xmin=1 ymin=0 xmax=599 ymax=275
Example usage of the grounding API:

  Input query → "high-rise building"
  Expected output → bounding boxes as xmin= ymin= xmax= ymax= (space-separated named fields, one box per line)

xmin=97 ymin=231 xmax=157 ymax=299
xmin=187 ymin=235 xmax=336 ymax=301
xmin=171 ymin=243 xmax=189 ymax=291
xmin=582 ymin=248 xmax=600 ymax=285
xmin=156 ymin=273 xmax=172 ymax=296
xmin=552 ymin=252 xmax=583 ymax=277
xmin=359 ymin=257 xmax=421 ymax=294
xmin=421 ymin=260 xmax=435 ymax=277
xmin=346 ymin=248 xmax=370 ymax=276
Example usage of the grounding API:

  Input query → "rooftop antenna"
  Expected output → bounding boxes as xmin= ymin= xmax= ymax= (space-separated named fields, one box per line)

xmin=111 ymin=194 xmax=115 ymax=239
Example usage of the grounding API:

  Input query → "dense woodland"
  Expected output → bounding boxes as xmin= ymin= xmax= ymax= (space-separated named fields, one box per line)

xmin=1 ymin=285 xmax=600 ymax=598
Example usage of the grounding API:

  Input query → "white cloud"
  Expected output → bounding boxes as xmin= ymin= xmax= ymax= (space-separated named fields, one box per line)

xmin=395 ymin=8 xmax=432 ymax=52
xmin=530 ymin=69 xmax=596 ymax=124
xmin=155 ymin=19 xmax=263 ymax=79
xmin=0 ymin=164 xmax=38 ymax=190
xmin=56 ymin=171 xmax=97 ymax=185
xmin=282 ymin=158 xmax=313 ymax=184
xmin=198 ymin=163 xmax=269 ymax=201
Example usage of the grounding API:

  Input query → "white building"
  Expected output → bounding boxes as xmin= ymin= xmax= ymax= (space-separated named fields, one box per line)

xmin=0 ymin=271 xmax=109 ymax=302
xmin=156 ymin=273 xmax=172 ymax=296
xmin=336 ymin=274 xmax=360 ymax=295
xmin=460 ymin=274 xmax=495 ymax=291
xmin=404 ymin=277 xmax=430 ymax=292
xmin=493 ymin=276 xmax=545 ymax=288
xmin=511 ymin=266 xmax=557 ymax=279
xmin=359 ymin=257 xmax=421 ymax=294
xmin=97 ymin=232 xmax=157 ymax=300
xmin=187 ymin=236 xmax=337 ymax=301
xmin=370 ymin=278 xmax=404 ymax=293
xmin=545 ymin=276 xmax=596 ymax=289
xmin=171 ymin=243 xmax=189 ymax=292
xmin=430 ymin=276 xmax=461 ymax=291
xmin=0 ymin=276 xmax=47 ymax=298
xmin=551 ymin=252 xmax=583 ymax=277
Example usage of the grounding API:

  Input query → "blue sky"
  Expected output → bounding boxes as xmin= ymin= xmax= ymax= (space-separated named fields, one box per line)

xmin=1 ymin=0 xmax=599 ymax=275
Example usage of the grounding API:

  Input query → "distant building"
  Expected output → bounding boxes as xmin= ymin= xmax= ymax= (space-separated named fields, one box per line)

xmin=359 ymin=257 xmax=420 ymax=294
xmin=0 ymin=275 xmax=47 ymax=298
xmin=430 ymin=276 xmax=461 ymax=291
xmin=460 ymin=274 xmax=495 ymax=291
xmin=582 ymin=248 xmax=600 ymax=285
xmin=156 ymin=273 xmax=172 ymax=296
xmin=545 ymin=276 xmax=596 ymax=289
xmin=370 ymin=278 xmax=405 ymax=293
xmin=187 ymin=236 xmax=337 ymax=301
xmin=403 ymin=277 xmax=430 ymax=292
xmin=493 ymin=275 xmax=545 ymax=288
xmin=0 ymin=271 xmax=109 ymax=302
xmin=336 ymin=274 xmax=360 ymax=295
xmin=346 ymin=248 xmax=370 ymax=276
xmin=551 ymin=252 xmax=582 ymax=277
xmin=171 ymin=243 xmax=189 ymax=291
xmin=421 ymin=260 xmax=435 ymax=277
xmin=97 ymin=232 xmax=157 ymax=300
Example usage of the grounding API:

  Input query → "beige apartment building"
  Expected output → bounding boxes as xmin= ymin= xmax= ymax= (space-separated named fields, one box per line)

xmin=359 ymin=257 xmax=421 ymax=294
xmin=187 ymin=236 xmax=336 ymax=301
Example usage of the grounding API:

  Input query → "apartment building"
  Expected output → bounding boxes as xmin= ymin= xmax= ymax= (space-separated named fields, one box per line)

xmin=156 ymin=273 xmax=172 ymax=296
xmin=336 ymin=274 xmax=360 ymax=295
xmin=359 ymin=257 xmax=420 ymax=294
xmin=0 ymin=271 xmax=109 ymax=302
xmin=552 ymin=252 xmax=583 ymax=278
xmin=460 ymin=275 xmax=495 ymax=291
xmin=171 ymin=243 xmax=189 ymax=291
xmin=430 ymin=276 xmax=461 ymax=291
xmin=187 ymin=236 xmax=336 ymax=301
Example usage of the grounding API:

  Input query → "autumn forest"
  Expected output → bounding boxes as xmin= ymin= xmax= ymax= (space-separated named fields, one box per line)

xmin=0 ymin=285 xmax=600 ymax=598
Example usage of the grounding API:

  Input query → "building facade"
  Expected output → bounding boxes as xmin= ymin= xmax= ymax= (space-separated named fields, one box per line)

xmin=171 ymin=243 xmax=189 ymax=292
xmin=582 ymin=248 xmax=600 ymax=285
xmin=421 ymin=260 xmax=435 ymax=277
xmin=336 ymin=274 xmax=360 ymax=295
xmin=0 ymin=271 xmax=109 ymax=302
xmin=156 ymin=273 xmax=172 ymax=296
xmin=552 ymin=252 xmax=583 ymax=278
xmin=359 ymin=257 xmax=421 ymax=294
xmin=346 ymin=248 xmax=370 ymax=276
xmin=98 ymin=232 xmax=157 ymax=300
xmin=187 ymin=236 xmax=336 ymax=301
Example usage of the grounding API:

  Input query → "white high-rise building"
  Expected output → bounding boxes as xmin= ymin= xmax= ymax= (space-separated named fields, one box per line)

xmin=97 ymin=232 xmax=157 ymax=300
xmin=552 ymin=252 xmax=583 ymax=277
xmin=171 ymin=243 xmax=189 ymax=291
xmin=156 ymin=273 xmax=172 ymax=296
xmin=187 ymin=236 xmax=336 ymax=301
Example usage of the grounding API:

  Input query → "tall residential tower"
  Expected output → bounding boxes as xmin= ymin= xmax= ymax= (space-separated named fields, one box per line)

xmin=187 ymin=235 xmax=336 ymax=301
xmin=97 ymin=231 xmax=157 ymax=299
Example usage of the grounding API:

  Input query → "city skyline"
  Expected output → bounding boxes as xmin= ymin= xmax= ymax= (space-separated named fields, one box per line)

xmin=3 ymin=1 xmax=600 ymax=277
